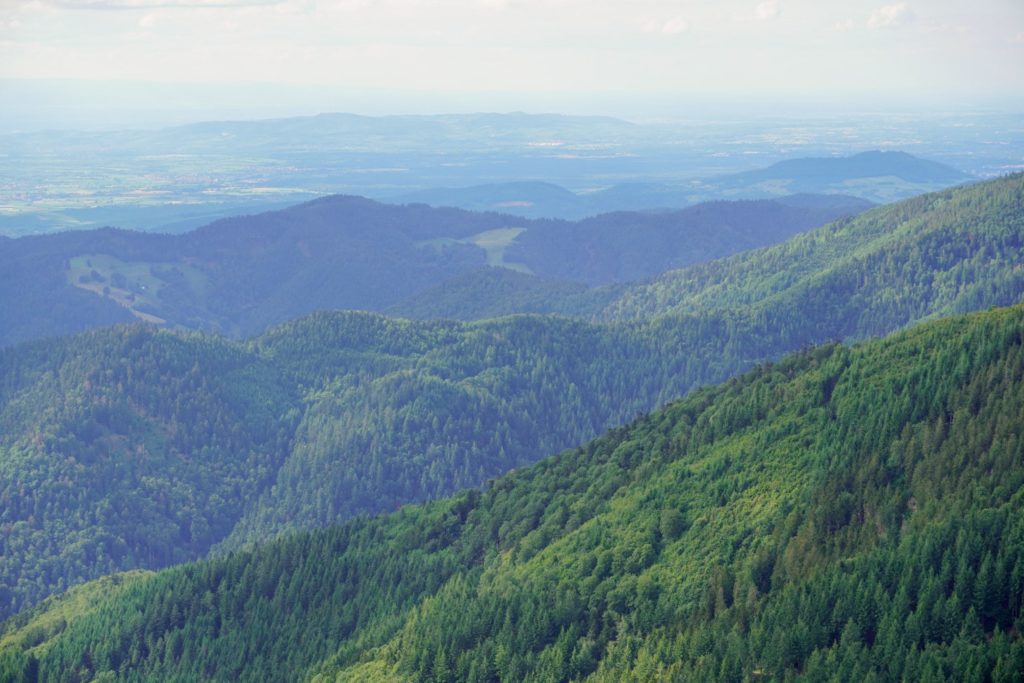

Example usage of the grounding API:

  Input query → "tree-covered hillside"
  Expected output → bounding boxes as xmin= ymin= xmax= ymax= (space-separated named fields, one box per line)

xmin=0 ymin=198 xmax=493 ymax=346
xmin=0 ymin=310 xmax=737 ymax=622
xmin=0 ymin=174 xmax=1020 ymax=623
xmin=0 ymin=194 xmax=863 ymax=348
xmin=602 ymin=173 xmax=1024 ymax=326
xmin=0 ymin=327 xmax=297 ymax=619
xmin=2 ymin=302 xmax=1021 ymax=681
xmin=505 ymin=198 xmax=873 ymax=285
xmin=396 ymin=174 xmax=1024 ymax=325
xmin=386 ymin=268 xmax=622 ymax=322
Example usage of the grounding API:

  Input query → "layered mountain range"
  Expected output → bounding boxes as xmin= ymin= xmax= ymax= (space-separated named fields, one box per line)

xmin=0 ymin=194 xmax=869 ymax=348
xmin=2 ymin=280 xmax=1022 ymax=682
xmin=390 ymin=151 xmax=968 ymax=218
xmin=0 ymin=174 xmax=1019 ymax=637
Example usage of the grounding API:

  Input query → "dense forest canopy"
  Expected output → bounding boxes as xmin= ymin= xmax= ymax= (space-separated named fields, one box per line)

xmin=1 ymin=301 xmax=1021 ymax=681
xmin=0 ymin=174 xmax=1020 ymax=625
xmin=399 ymin=174 xmax=1024 ymax=326
xmin=0 ymin=194 xmax=863 ymax=348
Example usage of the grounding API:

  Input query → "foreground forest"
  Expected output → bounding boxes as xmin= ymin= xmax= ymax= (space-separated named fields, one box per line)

xmin=0 ymin=174 xmax=1020 ymax=623
xmin=1 ymin=302 xmax=1021 ymax=681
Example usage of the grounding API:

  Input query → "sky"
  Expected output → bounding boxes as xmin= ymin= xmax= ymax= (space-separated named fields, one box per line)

xmin=0 ymin=0 xmax=1022 ymax=125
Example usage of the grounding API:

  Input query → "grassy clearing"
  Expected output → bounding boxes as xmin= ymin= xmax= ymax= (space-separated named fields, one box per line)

xmin=417 ymin=227 xmax=532 ymax=273
xmin=66 ymin=253 xmax=208 ymax=324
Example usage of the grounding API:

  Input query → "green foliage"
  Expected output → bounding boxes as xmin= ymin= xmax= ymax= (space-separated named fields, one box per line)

xmin=3 ymin=303 xmax=1023 ymax=681
xmin=0 ymin=308 xmax=729 ymax=621
xmin=0 ymin=174 xmax=1020 ymax=627
xmin=220 ymin=312 xmax=677 ymax=550
xmin=0 ymin=327 xmax=297 ymax=621
xmin=503 ymin=198 xmax=866 ymax=285
xmin=0 ymin=193 xmax=860 ymax=348
xmin=604 ymin=174 xmax=1024 ymax=328
xmin=396 ymin=174 xmax=1023 ymax=326
xmin=386 ymin=267 xmax=623 ymax=322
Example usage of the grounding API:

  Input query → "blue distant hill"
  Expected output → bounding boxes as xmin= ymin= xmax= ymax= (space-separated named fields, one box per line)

xmin=717 ymin=150 xmax=968 ymax=186
xmin=385 ymin=151 xmax=969 ymax=218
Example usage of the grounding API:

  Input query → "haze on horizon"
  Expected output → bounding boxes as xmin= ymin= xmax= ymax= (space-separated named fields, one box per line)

xmin=0 ymin=0 xmax=1022 ymax=129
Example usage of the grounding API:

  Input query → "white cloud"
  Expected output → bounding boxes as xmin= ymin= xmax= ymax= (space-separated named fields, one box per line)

xmin=1 ymin=0 xmax=1021 ymax=100
xmin=661 ymin=16 xmax=689 ymax=35
xmin=867 ymin=2 xmax=911 ymax=30
xmin=51 ymin=0 xmax=281 ymax=9
xmin=640 ymin=15 xmax=689 ymax=35
xmin=755 ymin=0 xmax=779 ymax=21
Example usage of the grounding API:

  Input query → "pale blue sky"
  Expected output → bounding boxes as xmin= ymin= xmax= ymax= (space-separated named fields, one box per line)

xmin=0 ymin=0 xmax=1022 ymax=105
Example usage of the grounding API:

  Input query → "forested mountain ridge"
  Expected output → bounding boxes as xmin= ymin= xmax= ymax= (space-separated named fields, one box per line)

xmin=392 ymin=173 xmax=1024 ymax=326
xmin=387 ymin=268 xmax=622 ymax=322
xmin=0 ymin=194 xmax=864 ymax=348
xmin=0 ymin=326 xmax=298 ymax=618
xmin=0 ymin=198 xmax=494 ymax=346
xmin=2 ymin=302 xmax=1021 ymax=681
xmin=0 ymin=312 xmax=696 ymax=622
xmin=503 ymin=198 xmax=873 ymax=285
xmin=602 ymin=172 xmax=1024 ymax=326
xmin=0 ymin=174 xmax=1020 ymax=624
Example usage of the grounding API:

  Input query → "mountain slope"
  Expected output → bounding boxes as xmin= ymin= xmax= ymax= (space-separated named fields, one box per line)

xmin=0 ymin=194 xmax=862 ymax=348
xmin=0 ymin=312 xmax=691 ymax=621
xmin=0 ymin=326 xmax=297 ymax=617
xmin=0 ymin=174 xmax=1019 ymax=623
xmin=394 ymin=176 xmax=1022 ymax=323
xmin=386 ymin=268 xmax=622 ymax=321
xmin=3 ymin=303 xmax=1022 ymax=681
xmin=0 ymin=198 xmax=493 ymax=345
xmin=505 ymin=198 xmax=872 ymax=285
xmin=603 ymin=172 xmax=1024 ymax=330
